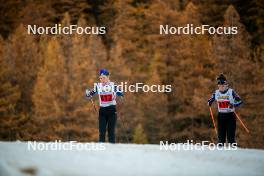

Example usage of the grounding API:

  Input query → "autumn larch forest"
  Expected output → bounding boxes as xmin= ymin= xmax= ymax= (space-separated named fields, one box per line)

xmin=0 ymin=0 xmax=263 ymax=148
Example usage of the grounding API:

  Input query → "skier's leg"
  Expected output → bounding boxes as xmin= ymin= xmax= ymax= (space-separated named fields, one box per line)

xmin=99 ymin=108 xmax=107 ymax=142
xmin=217 ymin=113 xmax=227 ymax=145
xmin=108 ymin=106 xmax=117 ymax=143
xmin=227 ymin=112 xmax=236 ymax=145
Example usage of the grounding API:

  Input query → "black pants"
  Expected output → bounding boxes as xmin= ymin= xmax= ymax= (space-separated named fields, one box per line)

xmin=99 ymin=105 xmax=117 ymax=143
xmin=217 ymin=112 xmax=236 ymax=145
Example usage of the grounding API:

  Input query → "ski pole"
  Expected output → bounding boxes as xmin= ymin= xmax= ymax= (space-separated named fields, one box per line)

xmin=234 ymin=111 xmax=249 ymax=133
xmin=90 ymin=97 xmax=97 ymax=113
xmin=209 ymin=107 xmax=217 ymax=135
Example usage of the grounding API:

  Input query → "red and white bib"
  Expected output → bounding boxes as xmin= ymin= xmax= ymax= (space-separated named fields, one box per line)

xmin=215 ymin=88 xmax=235 ymax=113
xmin=94 ymin=82 xmax=116 ymax=107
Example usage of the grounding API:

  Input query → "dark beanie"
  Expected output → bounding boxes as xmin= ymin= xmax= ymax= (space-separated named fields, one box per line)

xmin=216 ymin=73 xmax=227 ymax=85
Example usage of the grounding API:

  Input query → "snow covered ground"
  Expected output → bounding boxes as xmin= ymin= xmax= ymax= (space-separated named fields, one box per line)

xmin=0 ymin=141 xmax=264 ymax=176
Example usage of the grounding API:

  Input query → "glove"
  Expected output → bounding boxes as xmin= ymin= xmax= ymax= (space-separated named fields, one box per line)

xmin=116 ymin=92 xmax=124 ymax=97
xmin=228 ymin=103 xmax=234 ymax=108
xmin=85 ymin=89 xmax=91 ymax=97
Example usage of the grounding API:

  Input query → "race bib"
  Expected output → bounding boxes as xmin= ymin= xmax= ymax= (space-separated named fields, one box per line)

xmin=100 ymin=94 xmax=113 ymax=102
xmin=217 ymin=100 xmax=230 ymax=109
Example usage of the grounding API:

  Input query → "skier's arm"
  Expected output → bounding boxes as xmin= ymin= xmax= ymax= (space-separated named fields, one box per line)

xmin=232 ymin=90 xmax=243 ymax=107
xmin=114 ymin=85 xmax=124 ymax=97
xmin=85 ymin=84 xmax=98 ymax=97
xmin=208 ymin=92 xmax=215 ymax=106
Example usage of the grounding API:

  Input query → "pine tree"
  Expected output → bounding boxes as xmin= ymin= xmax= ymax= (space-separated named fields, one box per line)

xmin=0 ymin=36 xmax=21 ymax=140
xmin=141 ymin=52 xmax=168 ymax=142
xmin=33 ymin=38 xmax=66 ymax=122
xmin=145 ymin=2 xmax=215 ymax=141
xmin=132 ymin=124 xmax=148 ymax=144
xmin=110 ymin=0 xmax=152 ymax=80
xmin=4 ymin=24 xmax=41 ymax=114
xmin=213 ymin=5 xmax=253 ymax=89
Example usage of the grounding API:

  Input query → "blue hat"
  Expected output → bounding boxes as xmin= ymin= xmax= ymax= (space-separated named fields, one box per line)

xmin=99 ymin=69 xmax=109 ymax=76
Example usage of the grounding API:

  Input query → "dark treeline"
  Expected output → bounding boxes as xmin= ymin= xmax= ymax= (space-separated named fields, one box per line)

xmin=0 ymin=0 xmax=263 ymax=148
xmin=1 ymin=0 xmax=263 ymax=48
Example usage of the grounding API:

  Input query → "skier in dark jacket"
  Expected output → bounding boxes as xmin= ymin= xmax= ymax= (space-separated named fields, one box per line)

xmin=85 ymin=69 xmax=123 ymax=143
xmin=208 ymin=74 xmax=242 ymax=146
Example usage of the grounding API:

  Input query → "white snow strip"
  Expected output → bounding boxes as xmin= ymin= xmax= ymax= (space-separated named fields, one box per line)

xmin=0 ymin=141 xmax=264 ymax=176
